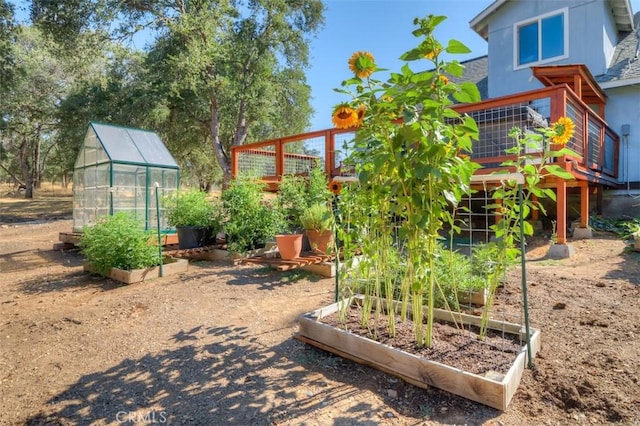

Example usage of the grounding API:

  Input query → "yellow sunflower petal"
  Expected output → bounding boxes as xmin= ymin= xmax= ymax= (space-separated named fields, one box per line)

xmin=355 ymin=104 xmax=366 ymax=126
xmin=332 ymin=104 xmax=359 ymax=129
xmin=550 ymin=116 xmax=575 ymax=145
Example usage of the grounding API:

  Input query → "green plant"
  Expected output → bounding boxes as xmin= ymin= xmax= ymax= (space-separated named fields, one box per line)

xmin=300 ymin=203 xmax=334 ymax=232
xmin=80 ymin=213 xmax=159 ymax=277
xmin=333 ymin=15 xmax=482 ymax=347
xmin=478 ymin=117 xmax=576 ymax=338
xmin=222 ymin=178 xmax=282 ymax=254
xmin=275 ymin=174 xmax=307 ymax=233
xmin=275 ymin=163 xmax=332 ymax=233
xmin=163 ymin=189 xmax=218 ymax=228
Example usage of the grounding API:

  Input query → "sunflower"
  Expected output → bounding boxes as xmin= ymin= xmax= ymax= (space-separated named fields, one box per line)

xmin=550 ymin=116 xmax=575 ymax=146
xmin=348 ymin=51 xmax=376 ymax=79
xmin=329 ymin=180 xmax=343 ymax=195
xmin=332 ymin=103 xmax=359 ymax=129
xmin=431 ymin=74 xmax=449 ymax=90
xmin=355 ymin=104 xmax=366 ymax=126
xmin=424 ymin=47 xmax=442 ymax=60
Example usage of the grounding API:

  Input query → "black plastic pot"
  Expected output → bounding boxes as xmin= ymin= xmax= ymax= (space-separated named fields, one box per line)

xmin=176 ymin=226 xmax=213 ymax=249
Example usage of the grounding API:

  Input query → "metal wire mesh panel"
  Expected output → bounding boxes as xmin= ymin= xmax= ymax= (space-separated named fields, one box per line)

xmin=467 ymin=103 xmax=549 ymax=160
xmin=236 ymin=144 xmax=277 ymax=177
xmin=333 ymin=131 xmax=356 ymax=176
xmin=283 ymin=136 xmax=325 ymax=175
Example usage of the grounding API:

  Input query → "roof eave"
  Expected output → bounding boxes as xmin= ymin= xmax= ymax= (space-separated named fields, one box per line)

xmin=469 ymin=0 xmax=506 ymax=40
xmin=470 ymin=0 xmax=635 ymax=39
xmin=599 ymin=76 xmax=640 ymax=88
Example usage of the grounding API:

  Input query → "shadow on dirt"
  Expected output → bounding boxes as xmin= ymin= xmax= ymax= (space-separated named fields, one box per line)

xmin=603 ymin=247 xmax=640 ymax=285
xmin=25 ymin=326 xmax=502 ymax=425
xmin=185 ymin=261 xmax=326 ymax=290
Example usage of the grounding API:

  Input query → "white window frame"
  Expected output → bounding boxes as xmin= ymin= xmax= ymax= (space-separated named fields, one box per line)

xmin=513 ymin=7 xmax=569 ymax=70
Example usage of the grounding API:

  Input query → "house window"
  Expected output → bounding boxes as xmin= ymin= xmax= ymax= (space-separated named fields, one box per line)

xmin=514 ymin=8 xmax=568 ymax=69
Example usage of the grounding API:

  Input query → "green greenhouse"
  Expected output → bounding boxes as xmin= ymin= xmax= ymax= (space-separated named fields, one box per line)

xmin=73 ymin=122 xmax=180 ymax=232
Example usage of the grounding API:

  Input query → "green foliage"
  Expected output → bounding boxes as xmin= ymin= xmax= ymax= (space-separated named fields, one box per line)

xmin=163 ymin=189 xmax=220 ymax=229
xmin=276 ymin=165 xmax=332 ymax=232
xmin=80 ymin=213 xmax=160 ymax=277
xmin=276 ymin=175 xmax=308 ymax=233
xmin=222 ymin=178 xmax=282 ymax=254
xmin=335 ymin=15 xmax=481 ymax=347
xmin=300 ymin=203 xmax=334 ymax=232
xmin=590 ymin=216 xmax=640 ymax=239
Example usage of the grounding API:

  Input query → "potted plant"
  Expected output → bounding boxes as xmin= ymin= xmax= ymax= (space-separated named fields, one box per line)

xmin=300 ymin=202 xmax=335 ymax=254
xmin=221 ymin=178 xmax=281 ymax=256
xmin=164 ymin=189 xmax=219 ymax=249
xmin=80 ymin=213 xmax=187 ymax=284
xmin=273 ymin=175 xmax=307 ymax=260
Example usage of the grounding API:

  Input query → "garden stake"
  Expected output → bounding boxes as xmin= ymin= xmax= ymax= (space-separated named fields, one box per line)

xmin=154 ymin=182 xmax=164 ymax=277
xmin=519 ymin=183 xmax=533 ymax=368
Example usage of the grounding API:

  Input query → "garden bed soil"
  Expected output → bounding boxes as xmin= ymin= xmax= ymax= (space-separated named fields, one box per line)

xmin=1 ymin=200 xmax=639 ymax=425
xmin=320 ymin=303 xmax=524 ymax=376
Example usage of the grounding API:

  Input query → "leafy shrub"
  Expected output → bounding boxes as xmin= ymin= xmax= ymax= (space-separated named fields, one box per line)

xmin=222 ymin=178 xmax=282 ymax=254
xmin=276 ymin=164 xmax=332 ymax=232
xmin=275 ymin=174 xmax=308 ymax=233
xmin=80 ymin=213 xmax=160 ymax=277
xmin=163 ymin=189 xmax=218 ymax=228
xmin=300 ymin=202 xmax=334 ymax=232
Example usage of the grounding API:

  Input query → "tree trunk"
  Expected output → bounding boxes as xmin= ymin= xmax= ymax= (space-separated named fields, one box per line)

xmin=209 ymin=96 xmax=232 ymax=184
xmin=33 ymin=136 xmax=42 ymax=189
xmin=0 ymin=162 xmax=25 ymax=187
xmin=19 ymin=139 xmax=34 ymax=199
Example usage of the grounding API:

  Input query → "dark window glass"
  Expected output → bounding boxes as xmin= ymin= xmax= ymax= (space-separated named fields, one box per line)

xmin=518 ymin=22 xmax=539 ymax=65
xmin=541 ymin=14 xmax=564 ymax=59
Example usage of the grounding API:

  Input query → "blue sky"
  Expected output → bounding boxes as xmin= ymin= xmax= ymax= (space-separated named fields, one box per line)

xmin=307 ymin=1 xmax=489 ymax=130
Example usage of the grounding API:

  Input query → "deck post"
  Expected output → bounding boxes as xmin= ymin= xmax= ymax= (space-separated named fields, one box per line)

xmin=548 ymin=179 xmax=575 ymax=258
xmin=325 ymin=130 xmax=334 ymax=178
xmin=556 ymin=179 xmax=567 ymax=244
xmin=573 ymin=183 xmax=593 ymax=240
xmin=276 ymin=139 xmax=284 ymax=179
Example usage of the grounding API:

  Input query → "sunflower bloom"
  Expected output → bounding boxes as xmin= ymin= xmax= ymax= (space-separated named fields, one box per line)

xmin=425 ymin=47 xmax=442 ymax=60
xmin=329 ymin=180 xmax=343 ymax=195
xmin=355 ymin=104 xmax=366 ymax=126
xmin=431 ymin=74 xmax=449 ymax=90
xmin=348 ymin=51 xmax=376 ymax=79
xmin=332 ymin=103 xmax=359 ymax=129
xmin=550 ymin=116 xmax=575 ymax=145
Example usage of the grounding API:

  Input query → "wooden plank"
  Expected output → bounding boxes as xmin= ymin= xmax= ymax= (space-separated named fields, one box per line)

xmin=301 ymin=261 xmax=335 ymax=277
xmin=59 ymin=232 xmax=82 ymax=245
xmin=84 ymin=258 xmax=188 ymax=284
xmin=297 ymin=296 xmax=540 ymax=411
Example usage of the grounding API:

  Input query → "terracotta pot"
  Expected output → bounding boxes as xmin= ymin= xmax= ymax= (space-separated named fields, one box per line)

xmin=276 ymin=234 xmax=303 ymax=260
xmin=306 ymin=229 xmax=334 ymax=254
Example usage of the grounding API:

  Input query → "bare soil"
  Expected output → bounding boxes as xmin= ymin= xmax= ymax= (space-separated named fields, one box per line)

xmin=1 ymin=195 xmax=639 ymax=425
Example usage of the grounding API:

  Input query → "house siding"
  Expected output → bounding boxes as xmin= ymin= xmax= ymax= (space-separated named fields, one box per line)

xmin=486 ymin=0 xmax=618 ymax=98
xmin=604 ymin=86 xmax=640 ymax=183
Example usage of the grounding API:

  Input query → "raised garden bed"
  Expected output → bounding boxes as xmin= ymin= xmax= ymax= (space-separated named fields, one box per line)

xmin=84 ymin=256 xmax=188 ymax=284
xmin=295 ymin=295 xmax=540 ymax=411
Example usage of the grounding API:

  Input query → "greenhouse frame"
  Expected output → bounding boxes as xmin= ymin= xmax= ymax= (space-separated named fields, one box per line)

xmin=73 ymin=122 xmax=180 ymax=232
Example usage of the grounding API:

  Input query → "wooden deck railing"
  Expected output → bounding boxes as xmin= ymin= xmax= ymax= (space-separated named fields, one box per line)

xmin=231 ymin=84 xmax=619 ymax=184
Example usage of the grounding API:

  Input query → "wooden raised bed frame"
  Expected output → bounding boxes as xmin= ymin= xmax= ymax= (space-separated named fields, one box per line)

xmin=84 ymin=257 xmax=188 ymax=284
xmin=295 ymin=295 xmax=540 ymax=411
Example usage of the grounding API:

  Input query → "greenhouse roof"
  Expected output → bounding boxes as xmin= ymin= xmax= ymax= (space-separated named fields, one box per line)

xmin=90 ymin=122 xmax=179 ymax=169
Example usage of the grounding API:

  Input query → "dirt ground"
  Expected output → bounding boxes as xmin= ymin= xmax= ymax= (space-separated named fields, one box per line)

xmin=1 ymin=195 xmax=639 ymax=425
